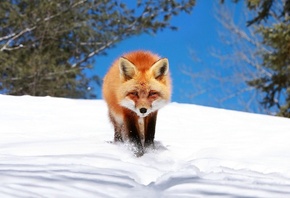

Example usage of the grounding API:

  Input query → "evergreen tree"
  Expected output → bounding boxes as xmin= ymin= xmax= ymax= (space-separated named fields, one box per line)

xmin=0 ymin=0 xmax=195 ymax=98
xmin=224 ymin=0 xmax=290 ymax=117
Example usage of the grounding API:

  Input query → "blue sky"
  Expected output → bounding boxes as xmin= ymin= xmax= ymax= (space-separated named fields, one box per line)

xmin=93 ymin=1 xmax=251 ymax=112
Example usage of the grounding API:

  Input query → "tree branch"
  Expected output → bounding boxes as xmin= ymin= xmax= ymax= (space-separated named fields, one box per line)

xmin=71 ymin=38 xmax=118 ymax=68
xmin=0 ymin=27 xmax=35 ymax=51
xmin=0 ymin=0 xmax=88 ymax=52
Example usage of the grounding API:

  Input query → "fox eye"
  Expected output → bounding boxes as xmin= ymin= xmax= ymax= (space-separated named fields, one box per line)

xmin=128 ymin=91 xmax=138 ymax=97
xmin=149 ymin=91 xmax=158 ymax=97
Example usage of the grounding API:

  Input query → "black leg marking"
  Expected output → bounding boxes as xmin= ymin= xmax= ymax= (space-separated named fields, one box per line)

xmin=125 ymin=113 xmax=144 ymax=157
xmin=114 ymin=131 xmax=123 ymax=142
xmin=144 ymin=111 xmax=157 ymax=148
xmin=109 ymin=112 xmax=123 ymax=142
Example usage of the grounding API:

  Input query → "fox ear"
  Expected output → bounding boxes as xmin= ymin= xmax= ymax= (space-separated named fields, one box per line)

xmin=119 ymin=57 xmax=136 ymax=80
xmin=150 ymin=58 xmax=169 ymax=79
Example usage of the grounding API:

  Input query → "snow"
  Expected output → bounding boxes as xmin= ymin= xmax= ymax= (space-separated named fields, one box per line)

xmin=1 ymin=94 xmax=290 ymax=197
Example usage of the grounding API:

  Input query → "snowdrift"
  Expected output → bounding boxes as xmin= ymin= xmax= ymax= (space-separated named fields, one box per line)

xmin=1 ymin=95 xmax=290 ymax=197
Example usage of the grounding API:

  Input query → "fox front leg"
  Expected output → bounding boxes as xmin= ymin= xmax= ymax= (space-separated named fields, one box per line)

xmin=144 ymin=111 xmax=157 ymax=148
xmin=124 ymin=114 xmax=144 ymax=157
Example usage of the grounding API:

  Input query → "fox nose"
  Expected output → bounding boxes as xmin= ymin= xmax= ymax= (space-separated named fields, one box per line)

xmin=140 ymin=108 xmax=147 ymax=114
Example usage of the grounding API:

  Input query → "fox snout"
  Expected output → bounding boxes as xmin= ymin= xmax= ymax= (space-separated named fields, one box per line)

xmin=138 ymin=107 xmax=149 ymax=117
xmin=139 ymin=108 xmax=147 ymax=114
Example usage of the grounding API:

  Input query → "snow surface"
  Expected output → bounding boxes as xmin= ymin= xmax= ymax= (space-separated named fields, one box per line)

xmin=1 ymin=94 xmax=290 ymax=197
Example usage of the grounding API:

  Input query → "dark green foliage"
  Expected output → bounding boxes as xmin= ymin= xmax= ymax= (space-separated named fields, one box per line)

xmin=224 ymin=0 xmax=290 ymax=117
xmin=0 ymin=0 xmax=195 ymax=98
xmin=248 ymin=21 xmax=290 ymax=117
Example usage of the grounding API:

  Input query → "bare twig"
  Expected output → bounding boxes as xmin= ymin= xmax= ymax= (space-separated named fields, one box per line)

xmin=0 ymin=27 xmax=35 ymax=51
xmin=72 ymin=37 xmax=118 ymax=67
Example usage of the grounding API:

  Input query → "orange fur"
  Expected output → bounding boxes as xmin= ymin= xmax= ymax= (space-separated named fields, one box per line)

xmin=102 ymin=50 xmax=171 ymax=156
xmin=103 ymin=51 xmax=171 ymax=117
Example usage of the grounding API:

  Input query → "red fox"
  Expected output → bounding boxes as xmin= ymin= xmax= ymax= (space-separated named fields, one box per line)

xmin=102 ymin=50 xmax=171 ymax=156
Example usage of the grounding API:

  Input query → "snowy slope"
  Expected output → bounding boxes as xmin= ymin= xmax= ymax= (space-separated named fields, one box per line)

xmin=1 ymin=95 xmax=290 ymax=197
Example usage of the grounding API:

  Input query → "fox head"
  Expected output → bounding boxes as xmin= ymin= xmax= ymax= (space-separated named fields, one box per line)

xmin=118 ymin=56 xmax=171 ymax=117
